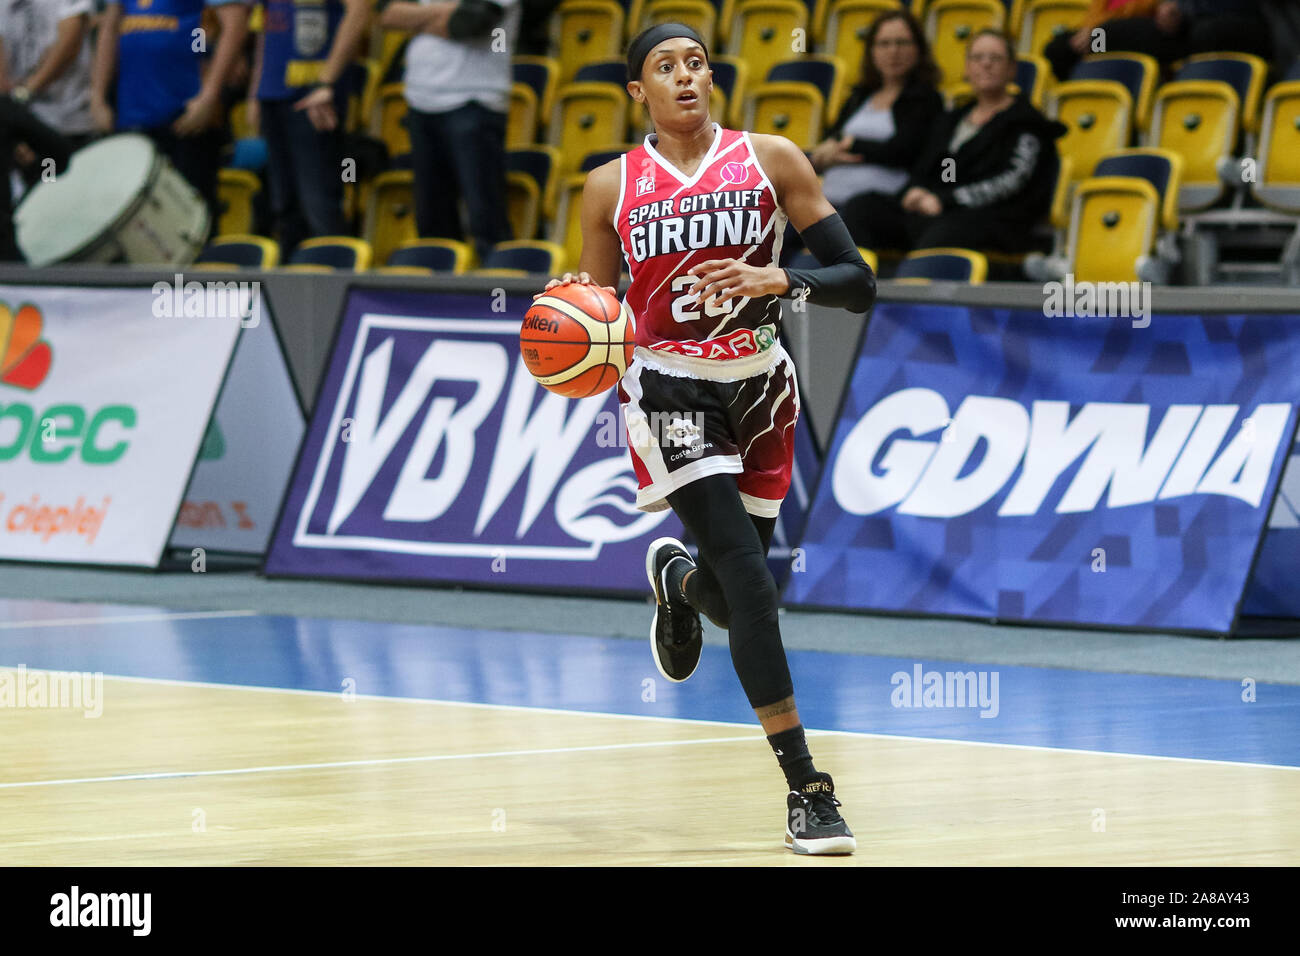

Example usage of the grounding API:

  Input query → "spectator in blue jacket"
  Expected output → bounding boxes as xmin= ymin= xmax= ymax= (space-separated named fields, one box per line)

xmin=247 ymin=0 xmax=369 ymax=255
xmin=90 ymin=0 xmax=251 ymax=216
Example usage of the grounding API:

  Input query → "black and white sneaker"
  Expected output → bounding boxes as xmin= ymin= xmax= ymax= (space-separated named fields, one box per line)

xmin=645 ymin=536 xmax=703 ymax=683
xmin=785 ymin=773 xmax=856 ymax=855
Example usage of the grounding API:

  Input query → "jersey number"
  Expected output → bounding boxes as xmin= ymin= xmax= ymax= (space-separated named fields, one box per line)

xmin=669 ymin=274 xmax=748 ymax=324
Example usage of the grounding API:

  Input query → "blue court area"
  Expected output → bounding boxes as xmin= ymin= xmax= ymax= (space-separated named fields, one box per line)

xmin=1 ymin=598 xmax=1297 ymax=770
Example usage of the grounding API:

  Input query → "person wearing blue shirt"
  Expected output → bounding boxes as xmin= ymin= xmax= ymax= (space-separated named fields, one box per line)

xmin=90 ymin=0 xmax=251 ymax=217
xmin=247 ymin=0 xmax=369 ymax=254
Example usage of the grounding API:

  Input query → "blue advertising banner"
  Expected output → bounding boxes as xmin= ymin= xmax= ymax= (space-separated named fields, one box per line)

xmin=784 ymin=304 xmax=1300 ymax=634
xmin=264 ymin=288 xmax=821 ymax=594
xmin=1241 ymin=444 xmax=1300 ymax=618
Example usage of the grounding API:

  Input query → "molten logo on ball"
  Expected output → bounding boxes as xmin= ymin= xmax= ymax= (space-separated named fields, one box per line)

xmin=521 ymin=284 xmax=636 ymax=399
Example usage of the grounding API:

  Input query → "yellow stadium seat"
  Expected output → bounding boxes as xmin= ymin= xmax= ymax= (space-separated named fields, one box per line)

xmin=1065 ymin=175 xmax=1163 ymax=282
xmin=1146 ymin=80 xmax=1239 ymax=211
xmin=710 ymin=55 xmax=750 ymax=130
xmin=508 ymin=83 xmax=540 ymax=148
xmin=925 ymin=0 xmax=1006 ymax=89
xmin=896 ymin=247 xmax=989 ymax=282
xmin=823 ymin=1 xmax=906 ymax=80
xmin=507 ymin=170 xmax=541 ymax=241
xmin=726 ymin=1 xmax=810 ymax=99
xmin=513 ymin=55 xmax=561 ymax=121
xmin=281 ymin=264 xmax=337 ymax=274
xmin=290 ymin=237 xmax=374 ymax=271
xmin=1174 ymin=52 xmax=1268 ymax=135
xmin=387 ymin=239 xmax=477 ymax=273
xmin=548 ymin=83 xmax=630 ymax=178
xmin=363 ymin=170 xmax=418 ymax=268
xmin=373 ymin=83 xmax=410 ymax=159
xmin=217 ymin=169 xmax=260 ymax=237
xmin=189 ymin=261 xmax=244 ymax=272
xmin=636 ymin=0 xmax=718 ymax=49
xmin=744 ymin=81 xmax=826 ymax=149
xmin=1017 ymin=0 xmax=1087 ymax=57
xmin=858 ymin=246 xmax=879 ymax=273
xmin=1252 ymin=81 xmax=1300 ymax=214
xmin=479 ymin=240 xmax=568 ymax=275
xmin=199 ymin=234 xmax=280 ymax=268
xmin=1049 ymin=79 xmax=1133 ymax=184
xmin=549 ymin=175 xmax=587 ymax=280
xmin=1068 ymin=52 xmax=1158 ymax=133
xmin=551 ymin=0 xmax=625 ymax=85
xmin=767 ymin=55 xmax=851 ymax=125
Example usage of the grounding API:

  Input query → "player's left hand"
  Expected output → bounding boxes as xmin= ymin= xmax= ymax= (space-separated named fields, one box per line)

xmin=532 ymin=272 xmax=617 ymax=300
xmin=685 ymin=259 xmax=788 ymax=307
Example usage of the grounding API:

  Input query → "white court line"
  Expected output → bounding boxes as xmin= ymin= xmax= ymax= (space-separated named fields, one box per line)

xmin=5 ymin=669 xmax=1300 ymax=778
xmin=0 ymin=610 xmax=260 ymax=630
xmin=0 ymin=734 xmax=764 ymax=790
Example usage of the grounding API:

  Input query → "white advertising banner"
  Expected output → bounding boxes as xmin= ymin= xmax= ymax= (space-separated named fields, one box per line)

xmin=169 ymin=290 xmax=305 ymax=556
xmin=0 ymin=284 xmax=240 ymax=566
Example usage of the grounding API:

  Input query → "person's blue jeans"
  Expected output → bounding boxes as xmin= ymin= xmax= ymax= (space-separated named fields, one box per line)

xmin=260 ymin=96 xmax=347 ymax=255
xmin=406 ymin=101 xmax=513 ymax=262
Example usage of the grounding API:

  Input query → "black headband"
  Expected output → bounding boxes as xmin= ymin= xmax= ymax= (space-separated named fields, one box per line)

xmin=626 ymin=23 xmax=708 ymax=83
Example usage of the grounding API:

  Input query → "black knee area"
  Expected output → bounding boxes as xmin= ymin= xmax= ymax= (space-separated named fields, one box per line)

xmin=709 ymin=541 xmax=791 ymax=708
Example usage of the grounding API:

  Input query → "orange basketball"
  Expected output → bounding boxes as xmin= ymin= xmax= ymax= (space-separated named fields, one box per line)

xmin=521 ymin=283 xmax=636 ymax=398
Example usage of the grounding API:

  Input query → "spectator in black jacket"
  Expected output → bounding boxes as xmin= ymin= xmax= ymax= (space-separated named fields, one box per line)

xmin=0 ymin=92 xmax=72 ymax=260
xmin=843 ymin=30 xmax=1066 ymax=255
xmin=811 ymin=9 xmax=943 ymax=212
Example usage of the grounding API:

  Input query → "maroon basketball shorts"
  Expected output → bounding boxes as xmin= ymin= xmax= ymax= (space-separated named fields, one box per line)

xmin=617 ymin=343 xmax=800 ymax=517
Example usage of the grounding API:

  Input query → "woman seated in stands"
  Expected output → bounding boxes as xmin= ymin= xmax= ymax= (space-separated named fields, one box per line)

xmin=842 ymin=30 xmax=1065 ymax=258
xmin=809 ymin=9 xmax=943 ymax=214
xmin=1043 ymin=0 xmax=1271 ymax=82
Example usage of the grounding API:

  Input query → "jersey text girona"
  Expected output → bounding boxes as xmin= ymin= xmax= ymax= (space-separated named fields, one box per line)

xmin=614 ymin=123 xmax=788 ymax=362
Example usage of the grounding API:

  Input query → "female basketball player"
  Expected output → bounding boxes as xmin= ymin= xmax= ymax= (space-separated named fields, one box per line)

xmin=536 ymin=23 xmax=875 ymax=854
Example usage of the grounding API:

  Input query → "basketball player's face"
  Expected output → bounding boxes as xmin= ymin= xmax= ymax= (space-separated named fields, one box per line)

xmin=628 ymin=40 xmax=712 ymax=125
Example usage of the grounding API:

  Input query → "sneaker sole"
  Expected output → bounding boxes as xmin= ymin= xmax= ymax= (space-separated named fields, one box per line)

xmin=784 ymin=830 xmax=857 ymax=855
xmin=646 ymin=536 xmax=695 ymax=684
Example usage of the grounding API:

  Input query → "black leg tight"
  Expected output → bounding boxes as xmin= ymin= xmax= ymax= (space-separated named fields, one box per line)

xmin=666 ymin=475 xmax=792 ymax=709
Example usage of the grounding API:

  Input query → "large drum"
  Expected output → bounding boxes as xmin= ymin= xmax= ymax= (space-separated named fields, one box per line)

xmin=14 ymin=133 xmax=211 ymax=266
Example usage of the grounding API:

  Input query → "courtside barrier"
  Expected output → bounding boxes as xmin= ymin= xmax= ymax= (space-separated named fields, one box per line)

xmin=784 ymin=301 xmax=1300 ymax=635
xmin=0 ymin=283 xmax=241 ymax=566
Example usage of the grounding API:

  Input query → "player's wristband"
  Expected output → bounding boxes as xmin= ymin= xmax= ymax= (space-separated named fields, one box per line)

xmin=779 ymin=212 xmax=876 ymax=314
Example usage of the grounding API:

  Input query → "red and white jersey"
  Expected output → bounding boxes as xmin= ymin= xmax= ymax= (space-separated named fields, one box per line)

xmin=614 ymin=124 xmax=788 ymax=363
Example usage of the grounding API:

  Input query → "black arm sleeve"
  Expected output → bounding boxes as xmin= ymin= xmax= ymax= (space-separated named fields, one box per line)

xmin=447 ymin=0 xmax=505 ymax=40
xmin=780 ymin=212 xmax=876 ymax=314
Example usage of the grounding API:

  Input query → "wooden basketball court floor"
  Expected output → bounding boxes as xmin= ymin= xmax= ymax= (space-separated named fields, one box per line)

xmin=1 ymin=597 xmax=1297 ymax=866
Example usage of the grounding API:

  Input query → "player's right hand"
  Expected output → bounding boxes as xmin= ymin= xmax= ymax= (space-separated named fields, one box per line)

xmin=532 ymin=272 xmax=617 ymax=300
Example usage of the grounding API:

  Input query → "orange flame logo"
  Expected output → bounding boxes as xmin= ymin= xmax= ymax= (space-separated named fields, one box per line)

xmin=0 ymin=303 xmax=52 ymax=390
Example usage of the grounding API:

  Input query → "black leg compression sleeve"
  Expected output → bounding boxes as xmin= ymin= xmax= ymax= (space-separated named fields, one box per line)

xmin=684 ymin=515 xmax=776 ymax=630
xmin=667 ymin=476 xmax=793 ymax=709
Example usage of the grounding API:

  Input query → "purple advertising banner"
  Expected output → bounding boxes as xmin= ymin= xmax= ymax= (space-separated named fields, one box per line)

xmin=264 ymin=288 xmax=822 ymax=593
